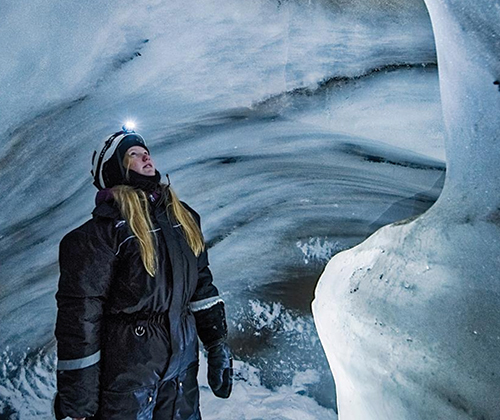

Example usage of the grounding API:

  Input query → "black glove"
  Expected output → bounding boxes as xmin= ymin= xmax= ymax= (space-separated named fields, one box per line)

xmin=206 ymin=341 xmax=233 ymax=398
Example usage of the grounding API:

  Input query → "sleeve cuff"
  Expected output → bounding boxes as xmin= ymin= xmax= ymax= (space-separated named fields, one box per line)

xmin=190 ymin=296 xmax=224 ymax=312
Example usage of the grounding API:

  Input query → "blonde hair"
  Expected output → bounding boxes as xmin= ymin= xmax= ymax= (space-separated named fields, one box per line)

xmin=112 ymin=185 xmax=157 ymax=276
xmin=162 ymin=185 xmax=205 ymax=257
xmin=112 ymin=153 xmax=205 ymax=276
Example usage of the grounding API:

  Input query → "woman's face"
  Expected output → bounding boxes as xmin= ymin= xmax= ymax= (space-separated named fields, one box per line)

xmin=124 ymin=146 xmax=156 ymax=176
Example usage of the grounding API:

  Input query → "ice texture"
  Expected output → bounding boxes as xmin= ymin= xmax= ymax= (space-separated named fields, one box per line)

xmin=313 ymin=0 xmax=500 ymax=418
xmin=0 ymin=0 xmax=447 ymax=417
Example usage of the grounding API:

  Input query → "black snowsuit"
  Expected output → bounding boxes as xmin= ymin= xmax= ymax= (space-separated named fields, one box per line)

xmin=54 ymin=190 xmax=227 ymax=420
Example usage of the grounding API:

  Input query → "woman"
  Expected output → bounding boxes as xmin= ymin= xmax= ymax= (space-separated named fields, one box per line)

xmin=54 ymin=128 xmax=232 ymax=420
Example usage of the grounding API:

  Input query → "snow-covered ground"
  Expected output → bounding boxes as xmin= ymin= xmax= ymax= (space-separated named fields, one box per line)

xmin=0 ymin=0 xmax=448 ymax=418
xmin=0 ymin=348 xmax=337 ymax=419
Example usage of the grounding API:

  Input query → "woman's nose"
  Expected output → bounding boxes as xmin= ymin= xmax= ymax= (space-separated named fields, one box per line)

xmin=142 ymin=153 xmax=150 ymax=161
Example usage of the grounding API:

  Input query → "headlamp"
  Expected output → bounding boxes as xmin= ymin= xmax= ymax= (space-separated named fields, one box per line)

xmin=122 ymin=121 xmax=136 ymax=133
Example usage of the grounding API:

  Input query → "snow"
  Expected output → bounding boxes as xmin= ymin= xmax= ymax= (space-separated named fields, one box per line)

xmin=296 ymin=238 xmax=345 ymax=265
xmin=313 ymin=0 xmax=500 ymax=418
xmin=0 ymin=348 xmax=337 ymax=420
xmin=199 ymin=358 xmax=336 ymax=420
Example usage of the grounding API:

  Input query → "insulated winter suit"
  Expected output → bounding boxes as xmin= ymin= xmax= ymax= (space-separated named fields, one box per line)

xmin=55 ymin=191 xmax=227 ymax=420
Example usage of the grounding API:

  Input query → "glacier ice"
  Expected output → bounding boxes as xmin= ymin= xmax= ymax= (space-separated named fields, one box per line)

xmin=0 ymin=0 xmax=445 ymax=417
xmin=313 ymin=0 xmax=500 ymax=418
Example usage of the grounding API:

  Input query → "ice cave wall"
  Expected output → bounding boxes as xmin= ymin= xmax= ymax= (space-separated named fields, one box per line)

xmin=313 ymin=1 xmax=500 ymax=419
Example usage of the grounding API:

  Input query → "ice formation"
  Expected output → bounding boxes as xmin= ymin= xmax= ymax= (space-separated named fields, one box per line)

xmin=313 ymin=0 xmax=500 ymax=419
xmin=1 ymin=0 xmax=449 ymax=417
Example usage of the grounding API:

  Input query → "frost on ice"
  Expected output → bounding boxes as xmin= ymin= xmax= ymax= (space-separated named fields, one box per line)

xmin=313 ymin=0 xmax=500 ymax=419
xmin=296 ymin=238 xmax=345 ymax=265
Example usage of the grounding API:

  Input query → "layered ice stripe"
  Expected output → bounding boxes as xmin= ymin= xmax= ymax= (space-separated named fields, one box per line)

xmin=0 ymin=0 xmax=434 ymax=138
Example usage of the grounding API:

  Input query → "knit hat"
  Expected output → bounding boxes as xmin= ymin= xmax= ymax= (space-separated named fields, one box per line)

xmin=91 ymin=130 xmax=149 ymax=190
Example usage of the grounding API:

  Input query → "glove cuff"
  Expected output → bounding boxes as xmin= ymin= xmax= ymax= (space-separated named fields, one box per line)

xmin=192 ymin=300 xmax=228 ymax=348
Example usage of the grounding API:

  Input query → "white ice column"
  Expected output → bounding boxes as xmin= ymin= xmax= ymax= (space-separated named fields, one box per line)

xmin=312 ymin=1 xmax=500 ymax=419
xmin=427 ymin=0 xmax=500 ymax=218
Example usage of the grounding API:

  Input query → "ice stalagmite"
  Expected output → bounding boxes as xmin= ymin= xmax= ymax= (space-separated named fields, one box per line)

xmin=312 ymin=1 xmax=500 ymax=419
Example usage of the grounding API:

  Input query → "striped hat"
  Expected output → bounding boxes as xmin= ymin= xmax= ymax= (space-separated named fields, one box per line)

xmin=91 ymin=130 xmax=149 ymax=190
